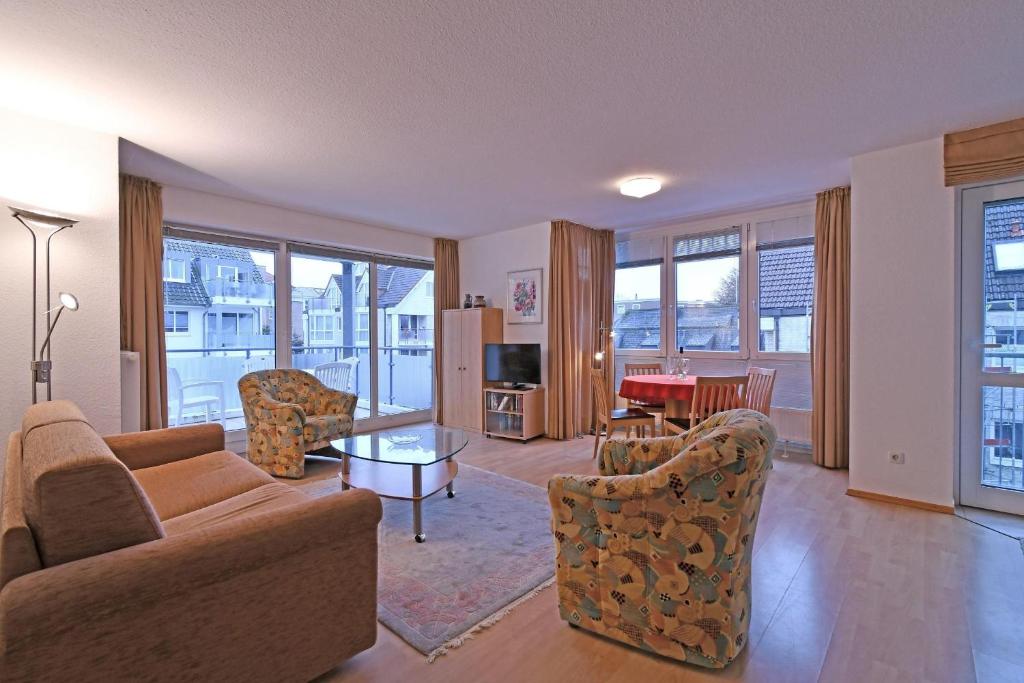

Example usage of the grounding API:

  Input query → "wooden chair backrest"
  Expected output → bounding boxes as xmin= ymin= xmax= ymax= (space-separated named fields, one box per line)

xmin=624 ymin=362 xmax=664 ymax=376
xmin=746 ymin=367 xmax=777 ymax=416
xmin=591 ymin=368 xmax=610 ymax=423
xmin=690 ymin=375 xmax=748 ymax=424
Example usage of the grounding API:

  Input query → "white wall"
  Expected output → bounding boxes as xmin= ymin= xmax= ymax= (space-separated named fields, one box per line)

xmin=163 ymin=186 xmax=433 ymax=259
xmin=849 ymin=137 xmax=956 ymax=508
xmin=0 ymin=108 xmax=121 ymax=440
xmin=459 ymin=222 xmax=551 ymax=388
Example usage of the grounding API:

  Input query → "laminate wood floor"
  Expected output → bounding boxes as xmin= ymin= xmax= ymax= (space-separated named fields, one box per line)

xmin=298 ymin=432 xmax=1024 ymax=683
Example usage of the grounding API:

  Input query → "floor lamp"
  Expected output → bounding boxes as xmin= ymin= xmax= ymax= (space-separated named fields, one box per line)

xmin=10 ymin=207 xmax=80 ymax=403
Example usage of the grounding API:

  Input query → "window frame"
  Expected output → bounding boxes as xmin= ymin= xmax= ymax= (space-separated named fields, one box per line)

xmin=747 ymin=223 xmax=815 ymax=362
xmin=613 ymin=236 xmax=667 ymax=357
xmin=671 ymin=227 xmax=747 ymax=360
xmin=164 ymin=309 xmax=189 ymax=334
xmin=163 ymin=258 xmax=187 ymax=283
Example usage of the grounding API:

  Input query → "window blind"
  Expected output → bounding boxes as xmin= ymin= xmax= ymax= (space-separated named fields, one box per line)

xmin=673 ymin=228 xmax=741 ymax=262
xmin=615 ymin=235 xmax=664 ymax=268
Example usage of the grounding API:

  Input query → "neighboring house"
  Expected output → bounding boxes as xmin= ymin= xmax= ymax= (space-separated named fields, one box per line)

xmin=162 ymin=238 xmax=275 ymax=355
xmin=758 ymin=246 xmax=813 ymax=352
xmin=376 ymin=265 xmax=434 ymax=355
xmin=612 ymin=298 xmax=741 ymax=352
xmin=984 ymin=201 xmax=1024 ymax=353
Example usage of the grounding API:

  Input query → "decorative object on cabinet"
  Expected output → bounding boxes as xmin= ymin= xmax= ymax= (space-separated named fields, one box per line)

xmin=507 ymin=268 xmax=543 ymax=324
xmin=463 ymin=293 xmax=473 ymax=309
xmin=440 ymin=307 xmax=503 ymax=431
xmin=484 ymin=386 xmax=545 ymax=441
xmin=473 ymin=295 xmax=487 ymax=307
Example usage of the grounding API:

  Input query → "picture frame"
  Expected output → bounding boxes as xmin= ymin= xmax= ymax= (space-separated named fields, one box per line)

xmin=506 ymin=268 xmax=543 ymax=324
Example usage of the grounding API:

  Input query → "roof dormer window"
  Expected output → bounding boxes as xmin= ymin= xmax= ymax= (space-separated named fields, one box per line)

xmin=993 ymin=239 xmax=1024 ymax=272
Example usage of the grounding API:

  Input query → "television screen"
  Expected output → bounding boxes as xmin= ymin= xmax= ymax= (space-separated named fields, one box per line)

xmin=484 ymin=343 xmax=542 ymax=385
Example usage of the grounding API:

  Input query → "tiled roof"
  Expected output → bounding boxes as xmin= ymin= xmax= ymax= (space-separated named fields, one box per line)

xmin=376 ymin=265 xmax=425 ymax=307
xmin=163 ymin=237 xmax=265 ymax=308
xmin=759 ymin=246 xmax=814 ymax=311
xmin=164 ymin=262 xmax=210 ymax=308
xmin=985 ymin=201 xmax=1024 ymax=302
xmin=613 ymin=305 xmax=740 ymax=351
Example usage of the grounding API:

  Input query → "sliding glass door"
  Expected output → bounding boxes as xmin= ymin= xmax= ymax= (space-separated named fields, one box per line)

xmin=289 ymin=250 xmax=372 ymax=419
xmin=162 ymin=233 xmax=277 ymax=430
xmin=289 ymin=248 xmax=433 ymax=426
xmin=376 ymin=263 xmax=434 ymax=419
xmin=960 ymin=179 xmax=1024 ymax=515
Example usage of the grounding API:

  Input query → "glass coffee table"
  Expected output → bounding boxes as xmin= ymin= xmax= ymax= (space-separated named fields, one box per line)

xmin=331 ymin=425 xmax=468 ymax=543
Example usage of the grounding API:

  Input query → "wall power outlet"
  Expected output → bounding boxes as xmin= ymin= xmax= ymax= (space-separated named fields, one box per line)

xmin=888 ymin=451 xmax=906 ymax=465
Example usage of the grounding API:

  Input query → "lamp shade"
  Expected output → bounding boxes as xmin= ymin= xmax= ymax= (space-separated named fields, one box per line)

xmin=9 ymin=207 xmax=78 ymax=233
xmin=58 ymin=292 xmax=79 ymax=311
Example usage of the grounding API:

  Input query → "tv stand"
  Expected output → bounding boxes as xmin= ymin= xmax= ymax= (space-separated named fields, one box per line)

xmin=484 ymin=386 xmax=545 ymax=441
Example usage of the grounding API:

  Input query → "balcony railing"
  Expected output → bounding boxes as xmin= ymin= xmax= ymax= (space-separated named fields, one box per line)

xmin=205 ymin=333 xmax=275 ymax=348
xmin=205 ymin=277 xmax=274 ymax=302
xmin=166 ymin=344 xmax=433 ymax=428
xmin=398 ymin=328 xmax=434 ymax=343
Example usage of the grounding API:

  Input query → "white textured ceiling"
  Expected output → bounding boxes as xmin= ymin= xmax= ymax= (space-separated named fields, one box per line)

xmin=2 ymin=1 xmax=1024 ymax=238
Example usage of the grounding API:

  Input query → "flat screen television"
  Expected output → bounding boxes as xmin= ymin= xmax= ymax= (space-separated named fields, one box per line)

xmin=484 ymin=343 xmax=542 ymax=386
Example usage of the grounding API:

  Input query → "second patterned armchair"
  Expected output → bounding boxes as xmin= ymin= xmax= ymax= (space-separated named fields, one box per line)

xmin=239 ymin=369 xmax=358 ymax=479
xmin=547 ymin=409 xmax=776 ymax=669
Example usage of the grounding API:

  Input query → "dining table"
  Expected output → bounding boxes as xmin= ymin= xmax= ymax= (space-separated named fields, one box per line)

xmin=618 ymin=373 xmax=697 ymax=420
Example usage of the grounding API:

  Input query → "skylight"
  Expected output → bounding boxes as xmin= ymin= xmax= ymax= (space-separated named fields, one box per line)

xmin=993 ymin=240 xmax=1024 ymax=271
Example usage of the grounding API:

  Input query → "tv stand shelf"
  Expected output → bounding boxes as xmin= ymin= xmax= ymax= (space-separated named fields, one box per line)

xmin=484 ymin=387 xmax=545 ymax=442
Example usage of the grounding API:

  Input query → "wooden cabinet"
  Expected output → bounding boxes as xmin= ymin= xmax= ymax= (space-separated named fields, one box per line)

xmin=441 ymin=308 xmax=503 ymax=431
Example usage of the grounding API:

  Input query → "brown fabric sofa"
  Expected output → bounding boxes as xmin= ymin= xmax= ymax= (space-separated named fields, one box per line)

xmin=0 ymin=400 xmax=382 ymax=683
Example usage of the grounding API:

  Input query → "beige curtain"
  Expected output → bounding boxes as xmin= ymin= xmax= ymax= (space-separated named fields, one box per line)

xmin=811 ymin=187 xmax=850 ymax=468
xmin=432 ymin=238 xmax=460 ymax=423
xmin=547 ymin=220 xmax=615 ymax=440
xmin=120 ymin=175 xmax=167 ymax=431
xmin=945 ymin=116 xmax=1024 ymax=186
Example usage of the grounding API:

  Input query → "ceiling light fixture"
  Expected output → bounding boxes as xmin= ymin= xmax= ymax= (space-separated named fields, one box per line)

xmin=619 ymin=177 xmax=662 ymax=199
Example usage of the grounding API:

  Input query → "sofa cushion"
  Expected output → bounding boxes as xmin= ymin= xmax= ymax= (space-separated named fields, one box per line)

xmin=20 ymin=401 xmax=164 ymax=567
xmin=163 ymin=483 xmax=310 ymax=535
xmin=303 ymin=414 xmax=352 ymax=444
xmin=133 ymin=450 xmax=275 ymax=520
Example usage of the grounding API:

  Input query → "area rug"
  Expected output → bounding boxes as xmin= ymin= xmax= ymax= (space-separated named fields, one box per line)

xmin=302 ymin=463 xmax=556 ymax=660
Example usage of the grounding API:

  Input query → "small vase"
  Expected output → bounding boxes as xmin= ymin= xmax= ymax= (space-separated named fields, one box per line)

xmin=463 ymin=294 xmax=473 ymax=309
xmin=473 ymin=295 xmax=487 ymax=308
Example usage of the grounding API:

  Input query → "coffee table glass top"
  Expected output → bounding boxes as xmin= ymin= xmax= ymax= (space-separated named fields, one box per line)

xmin=331 ymin=425 xmax=469 ymax=466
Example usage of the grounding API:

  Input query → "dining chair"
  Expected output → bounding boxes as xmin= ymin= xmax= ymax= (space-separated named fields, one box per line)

xmin=623 ymin=362 xmax=667 ymax=433
xmin=664 ymin=375 xmax=748 ymax=436
xmin=746 ymin=367 xmax=777 ymax=417
xmin=591 ymin=368 xmax=656 ymax=459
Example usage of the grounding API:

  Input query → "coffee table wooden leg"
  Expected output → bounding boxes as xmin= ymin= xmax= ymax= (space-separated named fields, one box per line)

xmin=412 ymin=464 xmax=424 ymax=543
xmin=341 ymin=453 xmax=350 ymax=490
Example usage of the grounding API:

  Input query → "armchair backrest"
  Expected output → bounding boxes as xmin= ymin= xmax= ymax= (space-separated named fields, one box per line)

xmin=239 ymin=369 xmax=326 ymax=414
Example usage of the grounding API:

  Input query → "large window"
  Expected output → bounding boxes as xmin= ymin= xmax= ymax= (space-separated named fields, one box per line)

xmin=755 ymin=216 xmax=814 ymax=354
xmin=162 ymin=234 xmax=276 ymax=429
xmin=613 ymin=237 xmax=664 ymax=350
xmin=377 ymin=264 xmax=434 ymax=414
xmin=673 ymin=229 xmax=741 ymax=352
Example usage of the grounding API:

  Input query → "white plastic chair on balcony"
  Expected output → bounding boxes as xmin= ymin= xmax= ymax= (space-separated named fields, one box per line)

xmin=314 ymin=357 xmax=359 ymax=394
xmin=167 ymin=367 xmax=226 ymax=427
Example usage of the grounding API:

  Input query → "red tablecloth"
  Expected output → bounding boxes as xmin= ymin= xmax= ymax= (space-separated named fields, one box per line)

xmin=618 ymin=374 xmax=696 ymax=403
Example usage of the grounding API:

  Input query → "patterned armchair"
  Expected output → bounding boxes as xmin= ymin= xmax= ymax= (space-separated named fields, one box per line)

xmin=239 ymin=369 xmax=358 ymax=479
xmin=547 ymin=409 xmax=776 ymax=669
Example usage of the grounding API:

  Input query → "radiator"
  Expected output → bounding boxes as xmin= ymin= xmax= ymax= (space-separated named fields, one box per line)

xmin=120 ymin=351 xmax=141 ymax=433
xmin=772 ymin=407 xmax=811 ymax=445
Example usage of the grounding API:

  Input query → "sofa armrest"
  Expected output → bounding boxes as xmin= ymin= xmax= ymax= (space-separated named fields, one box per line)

xmin=104 ymin=423 xmax=225 ymax=470
xmin=0 ymin=488 xmax=383 ymax=682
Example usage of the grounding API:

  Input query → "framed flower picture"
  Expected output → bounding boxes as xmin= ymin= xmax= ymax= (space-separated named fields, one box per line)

xmin=507 ymin=268 xmax=543 ymax=324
